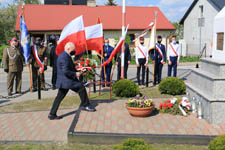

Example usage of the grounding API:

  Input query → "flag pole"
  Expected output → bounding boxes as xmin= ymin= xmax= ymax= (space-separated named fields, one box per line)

xmin=21 ymin=4 xmax=32 ymax=92
xmin=121 ymin=0 xmax=126 ymax=79
xmin=153 ymin=11 xmax=157 ymax=85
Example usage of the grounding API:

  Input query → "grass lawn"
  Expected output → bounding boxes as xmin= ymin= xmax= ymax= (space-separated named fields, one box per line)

xmin=0 ymin=87 xmax=174 ymax=113
xmin=0 ymin=143 xmax=209 ymax=150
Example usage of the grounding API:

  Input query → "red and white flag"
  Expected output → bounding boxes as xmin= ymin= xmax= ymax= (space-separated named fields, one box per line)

xmin=134 ymin=22 xmax=154 ymax=40
xmin=32 ymin=44 xmax=44 ymax=73
xmin=56 ymin=16 xmax=86 ymax=55
xmin=101 ymin=24 xmax=129 ymax=67
xmin=85 ymin=23 xmax=103 ymax=54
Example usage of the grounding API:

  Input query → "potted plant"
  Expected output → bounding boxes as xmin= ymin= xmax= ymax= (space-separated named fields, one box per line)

xmin=126 ymin=95 xmax=155 ymax=117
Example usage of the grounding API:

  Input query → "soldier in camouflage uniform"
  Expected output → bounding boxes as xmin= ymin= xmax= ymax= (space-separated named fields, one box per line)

xmin=30 ymin=38 xmax=48 ymax=91
xmin=3 ymin=38 xmax=24 ymax=96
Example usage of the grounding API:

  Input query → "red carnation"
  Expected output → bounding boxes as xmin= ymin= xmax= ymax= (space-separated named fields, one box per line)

xmin=80 ymin=57 xmax=84 ymax=60
xmin=92 ymin=64 xmax=96 ymax=68
xmin=168 ymin=103 xmax=173 ymax=108
xmin=159 ymin=103 xmax=163 ymax=109
xmin=166 ymin=99 xmax=171 ymax=103
xmin=80 ymin=61 xmax=85 ymax=66
xmin=162 ymin=103 xmax=167 ymax=108
xmin=86 ymin=59 xmax=90 ymax=66
xmin=87 ymin=68 xmax=91 ymax=71
xmin=179 ymin=99 xmax=182 ymax=103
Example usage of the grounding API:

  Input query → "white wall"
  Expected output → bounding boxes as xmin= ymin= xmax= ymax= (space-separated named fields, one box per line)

xmin=183 ymin=0 xmax=218 ymax=56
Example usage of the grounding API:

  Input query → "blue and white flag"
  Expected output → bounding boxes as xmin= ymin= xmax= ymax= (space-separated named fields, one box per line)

xmin=20 ymin=15 xmax=30 ymax=63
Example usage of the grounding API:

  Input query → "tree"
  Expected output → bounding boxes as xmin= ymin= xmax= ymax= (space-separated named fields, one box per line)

xmin=172 ymin=22 xmax=184 ymax=40
xmin=105 ymin=0 xmax=117 ymax=6
xmin=15 ymin=0 xmax=41 ymax=4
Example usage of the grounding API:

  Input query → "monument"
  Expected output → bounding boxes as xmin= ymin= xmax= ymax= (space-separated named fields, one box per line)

xmin=186 ymin=7 xmax=225 ymax=124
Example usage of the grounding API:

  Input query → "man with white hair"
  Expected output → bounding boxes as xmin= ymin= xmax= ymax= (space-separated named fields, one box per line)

xmin=48 ymin=42 xmax=96 ymax=120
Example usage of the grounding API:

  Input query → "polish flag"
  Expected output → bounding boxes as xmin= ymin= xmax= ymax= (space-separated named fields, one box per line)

xmin=85 ymin=23 xmax=103 ymax=54
xmin=101 ymin=24 xmax=129 ymax=67
xmin=56 ymin=16 xmax=86 ymax=55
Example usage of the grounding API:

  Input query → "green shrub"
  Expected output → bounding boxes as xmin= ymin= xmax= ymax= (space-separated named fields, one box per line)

xmin=209 ymin=135 xmax=225 ymax=150
xmin=0 ymin=44 xmax=7 ymax=60
xmin=158 ymin=77 xmax=186 ymax=95
xmin=113 ymin=138 xmax=157 ymax=150
xmin=112 ymin=79 xmax=140 ymax=97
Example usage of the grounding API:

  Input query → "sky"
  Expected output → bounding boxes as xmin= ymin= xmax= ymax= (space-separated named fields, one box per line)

xmin=0 ymin=0 xmax=194 ymax=22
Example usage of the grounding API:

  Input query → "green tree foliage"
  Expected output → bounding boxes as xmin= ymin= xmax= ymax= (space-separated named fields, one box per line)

xmin=105 ymin=0 xmax=117 ymax=6
xmin=15 ymin=0 xmax=41 ymax=4
xmin=172 ymin=22 xmax=184 ymax=40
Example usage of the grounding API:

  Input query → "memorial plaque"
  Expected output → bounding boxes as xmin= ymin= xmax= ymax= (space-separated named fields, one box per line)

xmin=217 ymin=32 xmax=224 ymax=51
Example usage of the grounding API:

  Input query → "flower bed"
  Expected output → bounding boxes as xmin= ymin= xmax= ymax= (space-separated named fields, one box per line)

xmin=159 ymin=97 xmax=191 ymax=116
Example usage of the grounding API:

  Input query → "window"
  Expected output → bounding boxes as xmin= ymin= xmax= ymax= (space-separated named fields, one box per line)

xmin=199 ymin=5 xmax=204 ymax=18
xmin=217 ymin=33 xmax=224 ymax=50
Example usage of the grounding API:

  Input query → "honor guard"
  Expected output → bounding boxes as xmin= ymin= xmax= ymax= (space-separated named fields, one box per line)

xmin=116 ymin=42 xmax=131 ymax=80
xmin=3 ymin=38 xmax=24 ymax=96
xmin=150 ymin=35 xmax=166 ymax=85
xmin=31 ymin=38 xmax=48 ymax=91
xmin=136 ymin=37 xmax=148 ymax=86
xmin=167 ymin=35 xmax=180 ymax=77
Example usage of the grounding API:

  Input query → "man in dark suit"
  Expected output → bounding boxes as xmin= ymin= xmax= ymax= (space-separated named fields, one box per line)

xmin=116 ymin=43 xmax=131 ymax=80
xmin=101 ymin=39 xmax=114 ymax=86
xmin=50 ymin=38 xmax=58 ymax=90
xmin=150 ymin=35 xmax=166 ymax=85
xmin=48 ymin=42 xmax=96 ymax=120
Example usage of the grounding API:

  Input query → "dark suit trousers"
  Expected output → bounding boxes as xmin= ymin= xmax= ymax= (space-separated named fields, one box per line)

xmin=154 ymin=62 xmax=163 ymax=84
xmin=168 ymin=56 xmax=178 ymax=77
xmin=117 ymin=63 xmax=129 ymax=80
xmin=50 ymin=85 xmax=90 ymax=115
xmin=51 ymin=65 xmax=57 ymax=87
xmin=101 ymin=65 xmax=112 ymax=83
xmin=137 ymin=58 xmax=146 ymax=85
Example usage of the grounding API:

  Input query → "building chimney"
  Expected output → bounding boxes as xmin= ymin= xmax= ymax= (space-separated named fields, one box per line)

xmin=87 ymin=0 xmax=96 ymax=7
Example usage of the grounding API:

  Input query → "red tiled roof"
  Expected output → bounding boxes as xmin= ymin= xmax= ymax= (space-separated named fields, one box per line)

xmin=15 ymin=4 xmax=175 ymax=31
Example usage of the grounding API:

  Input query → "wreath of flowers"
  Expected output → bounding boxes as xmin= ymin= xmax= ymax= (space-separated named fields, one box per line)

xmin=74 ymin=57 xmax=98 ymax=80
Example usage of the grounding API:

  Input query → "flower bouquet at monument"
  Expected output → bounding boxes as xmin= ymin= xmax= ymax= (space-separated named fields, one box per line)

xmin=159 ymin=97 xmax=191 ymax=116
xmin=74 ymin=57 xmax=98 ymax=81
xmin=126 ymin=95 xmax=155 ymax=117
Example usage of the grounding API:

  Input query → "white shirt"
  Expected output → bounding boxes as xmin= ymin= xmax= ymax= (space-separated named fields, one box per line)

xmin=135 ymin=44 xmax=148 ymax=64
xmin=167 ymin=42 xmax=180 ymax=61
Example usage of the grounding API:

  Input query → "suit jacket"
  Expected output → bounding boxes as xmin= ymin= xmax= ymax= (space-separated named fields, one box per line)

xmin=3 ymin=46 xmax=24 ymax=72
xmin=150 ymin=43 xmax=166 ymax=63
xmin=103 ymin=44 xmax=114 ymax=66
xmin=116 ymin=43 xmax=131 ymax=64
xmin=56 ymin=52 xmax=81 ymax=89
xmin=50 ymin=45 xmax=58 ymax=68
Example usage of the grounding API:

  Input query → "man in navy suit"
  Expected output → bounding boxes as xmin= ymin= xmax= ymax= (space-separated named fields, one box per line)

xmin=116 ymin=43 xmax=131 ymax=80
xmin=48 ymin=42 xmax=96 ymax=120
xmin=101 ymin=39 xmax=114 ymax=86
xmin=150 ymin=35 xmax=166 ymax=85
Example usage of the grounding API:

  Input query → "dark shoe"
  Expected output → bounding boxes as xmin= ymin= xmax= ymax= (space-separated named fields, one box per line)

xmin=8 ymin=92 xmax=12 ymax=96
xmin=48 ymin=114 xmax=63 ymax=120
xmin=41 ymin=88 xmax=48 ymax=91
xmin=15 ymin=91 xmax=21 ymax=94
xmin=52 ymin=86 xmax=56 ymax=90
xmin=82 ymin=106 xmax=96 ymax=112
xmin=32 ymin=88 xmax=37 ymax=92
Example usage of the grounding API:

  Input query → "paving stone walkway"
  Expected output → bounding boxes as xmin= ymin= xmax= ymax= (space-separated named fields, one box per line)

xmin=74 ymin=100 xmax=225 ymax=136
xmin=0 ymin=109 xmax=76 ymax=142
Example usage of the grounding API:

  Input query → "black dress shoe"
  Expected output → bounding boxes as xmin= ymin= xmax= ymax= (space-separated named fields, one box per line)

xmin=41 ymin=88 xmax=48 ymax=91
xmin=48 ymin=114 xmax=63 ymax=120
xmin=82 ymin=106 xmax=96 ymax=112
xmin=52 ymin=86 xmax=56 ymax=90
xmin=16 ymin=91 xmax=21 ymax=94
xmin=8 ymin=92 xmax=12 ymax=96
xmin=32 ymin=88 xmax=37 ymax=92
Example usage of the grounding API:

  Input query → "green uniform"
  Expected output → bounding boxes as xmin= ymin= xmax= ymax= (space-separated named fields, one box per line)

xmin=2 ymin=46 xmax=24 ymax=93
xmin=31 ymin=46 xmax=48 ymax=89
